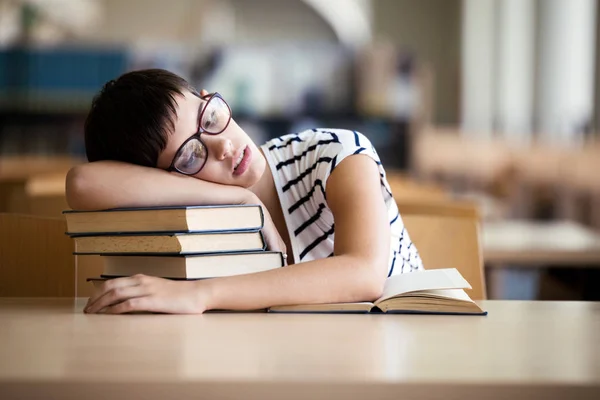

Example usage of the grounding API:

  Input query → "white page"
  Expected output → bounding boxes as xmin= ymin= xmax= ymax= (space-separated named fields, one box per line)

xmin=375 ymin=269 xmax=472 ymax=304
xmin=405 ymin=288 xmax=472 ymax=301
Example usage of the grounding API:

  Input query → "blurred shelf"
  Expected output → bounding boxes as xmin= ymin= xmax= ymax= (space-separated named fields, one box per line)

xmin=0 ymin=92 xmax=93 ymax=114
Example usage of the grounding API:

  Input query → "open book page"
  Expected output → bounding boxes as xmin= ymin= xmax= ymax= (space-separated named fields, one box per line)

xmin=268 ymin=302 xmax=374 ymax=313
xmin=403 ymin=288 xmax=473 ymax=301
xmin=374 ymin=269 xmax=471 ymax=305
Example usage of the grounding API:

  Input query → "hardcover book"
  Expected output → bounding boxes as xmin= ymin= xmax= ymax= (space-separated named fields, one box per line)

xmin=63 ymin=205 xmax=264 ymax=235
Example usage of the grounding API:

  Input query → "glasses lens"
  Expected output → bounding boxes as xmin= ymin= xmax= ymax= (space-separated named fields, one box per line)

xmin=173 ymin=138 xmax=207 ymax=174
xmin=201 ymin=96 xmax=230 ymax=134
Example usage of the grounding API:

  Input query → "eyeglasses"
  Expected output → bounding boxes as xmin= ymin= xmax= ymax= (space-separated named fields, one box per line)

xmin=167 ymin=92 xmax=232 ymax=175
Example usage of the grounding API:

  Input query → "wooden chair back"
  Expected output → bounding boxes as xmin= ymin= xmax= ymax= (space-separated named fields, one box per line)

xmin=386 ymin=170 xmax=448 ymax=202
xmin=398 ymin=198 xmax=487 ymax=300
xmin=0 ymin=213 xmax=102 ymax=297
xmin=0 ymin=156 xmax=80 ymax=215
xmin=412 ymin=128 xmax=514 ymax=186
xmin=24 ymin=172 xmax=70 ymax=218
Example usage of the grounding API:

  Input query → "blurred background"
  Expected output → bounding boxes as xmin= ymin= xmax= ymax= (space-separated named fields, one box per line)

xmin=1 ymin=0 xmax=600 ymax=301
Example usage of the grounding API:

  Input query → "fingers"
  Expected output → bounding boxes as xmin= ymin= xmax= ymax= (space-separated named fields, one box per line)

xmin=87 ymin=275 xmax=146 ymax=305
xmin=85 ymin=276 xmax=150 ymax=314
xmin=85 ymin=285 xmax=148 ymax=314
xmin=279 ymin=239 xmax=287 ymax=257
xmin=265 ymin=235 xmax=280 ymax=252
xmin=265 ymin=228 xmax=286 ymax=254
xmin=102 ymin=296 xmax=152 ymax=314
xmin=261 ymin=214 xmax=284 ymax=252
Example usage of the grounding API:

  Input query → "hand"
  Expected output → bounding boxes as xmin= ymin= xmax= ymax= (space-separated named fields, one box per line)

xmin=261 ymin=210 xmax=287 ymax=255
xmin=84 ymin=274 xmax=209 ymax=314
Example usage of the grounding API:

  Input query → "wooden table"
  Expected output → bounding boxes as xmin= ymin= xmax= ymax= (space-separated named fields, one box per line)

xmin=0 ymin=298 xmax=599 ymax=399
xmin=483 ymin=220 xmax=600 ymax=266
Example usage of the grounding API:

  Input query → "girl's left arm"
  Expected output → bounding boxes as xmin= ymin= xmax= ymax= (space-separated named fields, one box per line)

xmin=84 ymin=155 xmax=391 ymax=314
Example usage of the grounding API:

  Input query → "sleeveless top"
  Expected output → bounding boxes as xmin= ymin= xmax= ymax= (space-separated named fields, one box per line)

xmin=260 ymin=128 xmax=423 ymax=276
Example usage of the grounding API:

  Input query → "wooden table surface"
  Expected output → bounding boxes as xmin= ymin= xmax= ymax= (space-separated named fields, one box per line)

xmin=483 ymin=220 xmax=600 ymax=266
xmin=0 ymin=298 xmax=599 ymax=399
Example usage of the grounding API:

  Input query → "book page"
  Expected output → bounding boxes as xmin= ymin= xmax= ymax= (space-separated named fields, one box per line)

xmin=406 ymin=288 xmax=473 ymax=302
xmin=269 ymin=302 xmax=374 ymax=313
xmin=375 ymin=269 xmax=472 ymax=305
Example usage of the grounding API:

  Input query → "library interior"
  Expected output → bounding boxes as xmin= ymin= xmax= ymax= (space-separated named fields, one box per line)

xmin=0 ymin=1 xmax=599 ymax=399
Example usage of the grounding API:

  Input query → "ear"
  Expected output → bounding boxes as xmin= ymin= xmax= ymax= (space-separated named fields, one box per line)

xmin=200 ymin=89 xmax=209 ymax=97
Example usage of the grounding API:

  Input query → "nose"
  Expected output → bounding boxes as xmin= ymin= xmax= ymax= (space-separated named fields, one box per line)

xmin=204 ymin=134 xmax=234 ymax=161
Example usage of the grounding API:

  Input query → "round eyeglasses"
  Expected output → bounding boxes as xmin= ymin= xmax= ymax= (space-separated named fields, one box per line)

xmin=167 ymin=92 xmax=232 ymax=175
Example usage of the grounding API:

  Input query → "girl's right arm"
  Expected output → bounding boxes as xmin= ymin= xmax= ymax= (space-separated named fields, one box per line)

xmin=65 ymin=161 xmax=286 ymax=253
xmin=65 ymin=161 xmax=255 ymax=210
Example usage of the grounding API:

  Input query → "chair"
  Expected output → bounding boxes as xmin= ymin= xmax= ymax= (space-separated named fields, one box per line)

xmin=386 ymin=170 xmax=448 ymax=202
xmin=0 ymin=213 xmax=102 ymax=297
xmin=24 ymin=172 xmax=70 ymax=218
xmin=398 ymin=198 xmax=487 ymax=300
xmin=0 ymin=155 xmax=81 ymax=215
xmin=411 ymin=127 xmax=515 ymax=196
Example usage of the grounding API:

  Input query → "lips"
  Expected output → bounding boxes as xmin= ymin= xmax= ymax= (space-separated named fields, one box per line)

xmin=233 ymin=145 xmax=251 ymax=176
xmin=234 ymin=149 xmax=244 ymax=169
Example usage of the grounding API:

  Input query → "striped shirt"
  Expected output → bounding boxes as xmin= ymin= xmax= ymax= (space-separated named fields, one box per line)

xmin=261 ymin=128 xmax=424 ymax=276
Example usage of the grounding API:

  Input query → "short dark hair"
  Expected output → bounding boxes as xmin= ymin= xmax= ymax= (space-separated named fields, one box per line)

xmin=84 ymin=69 xmax=197 ymax=167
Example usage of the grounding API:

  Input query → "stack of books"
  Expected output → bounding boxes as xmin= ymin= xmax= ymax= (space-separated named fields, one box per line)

xmin=63 ymin=205 xmax=487 ymax=316
xmin=63 ymin=205 xmax=285 ymax=285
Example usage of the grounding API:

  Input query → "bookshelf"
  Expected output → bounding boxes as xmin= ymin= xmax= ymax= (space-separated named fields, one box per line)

xmin=0 ymin=43 xmax=427 ymax=172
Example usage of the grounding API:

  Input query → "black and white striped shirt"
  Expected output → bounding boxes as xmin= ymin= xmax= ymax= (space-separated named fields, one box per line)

xmin=261 ymin=128 xmax=423 ymax=276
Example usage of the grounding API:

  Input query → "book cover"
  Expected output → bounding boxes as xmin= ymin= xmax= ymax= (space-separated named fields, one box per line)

xmin=72 ymin=231 xmax=266 ymax=255
xmin=99 ymin=251 xmax=285 ymax=279
xmin=63 ymin=204 xmax=265 ymax=235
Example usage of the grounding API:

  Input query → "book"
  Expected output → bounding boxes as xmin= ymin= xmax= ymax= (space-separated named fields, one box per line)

xmin=72 ymin=231 xmax=265 ymax=255
xmin=269 ymin=268 xmax=487 ymax=315
xmin=63 ymin=205 xmax=264 ymax=235
xmin=98 ymin=251 xmax=284 ymax=279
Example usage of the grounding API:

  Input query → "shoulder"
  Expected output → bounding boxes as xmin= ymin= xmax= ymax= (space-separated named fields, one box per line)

xmin=305 ymin=129 xmax=382 ymax=173
xmin=264 ymin=129 xmax=337 ymax=149
xmin=264 ymin=128 xmax=377 ymax=154
xmin=261 ymin=128 xmax=385 ymax=188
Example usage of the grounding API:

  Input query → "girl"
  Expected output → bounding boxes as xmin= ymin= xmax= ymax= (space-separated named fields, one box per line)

xmin=70 ymin=69 xmax=423 ymax=314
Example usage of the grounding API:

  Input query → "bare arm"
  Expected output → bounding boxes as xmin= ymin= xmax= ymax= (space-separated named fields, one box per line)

xmin=65 ymin=161 xmax=255 ymax=210
xmin=201 ymin=154 xmax=390 ymax=309
xmin=66 ymin=161 xmax=285 ymax=252
xmin=84 ymin=154 xmax=390 ymax=314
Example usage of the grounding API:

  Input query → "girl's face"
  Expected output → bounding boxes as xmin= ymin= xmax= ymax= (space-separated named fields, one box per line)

xmin=157 ymin=89 xmax=266 ymax=188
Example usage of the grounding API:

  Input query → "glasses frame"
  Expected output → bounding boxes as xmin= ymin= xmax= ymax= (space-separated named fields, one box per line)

xmin=167 ymin=92 xmax=232 ymax=175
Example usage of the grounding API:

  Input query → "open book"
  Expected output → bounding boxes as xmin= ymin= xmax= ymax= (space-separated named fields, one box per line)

xmin=269 ymin=268 xmax=487 ymax=315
